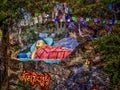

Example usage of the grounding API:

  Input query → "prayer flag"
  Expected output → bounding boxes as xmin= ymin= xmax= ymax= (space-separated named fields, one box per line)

xmin=110 ymin=19 xmax=114 ymax=24
xmin=81 ymin=17 xmax=84 ymax=22
xmin=108 ymin=4 xmax=113 ymax=10
xmin=94 ymin=18 xmax=98 ymax=23
xmin=65 ymin=16 xmax=69 ymax=20
xmin=60 ymin=19 xmax=64 ymax=22
xmin=86 ymin=18 xmax=89 ymax=22
xmin=78 ymin=17 xmax=81 ymax=22
xmin=115 ymin=20 xmax=118 ymax=24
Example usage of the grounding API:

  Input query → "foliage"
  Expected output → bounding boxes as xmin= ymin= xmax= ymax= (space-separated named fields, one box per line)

xmin=0 ymin=0 xmax=54 ymax=26
xmin=93 ymin=26 xmax=120 ymax=89
xmin=68 ymin=0 xmax=117 ymax=18
xmin=15 ymin=80 xmax=36 ymax=90
xmin=22 ymin=26 xmax=39 ymax=45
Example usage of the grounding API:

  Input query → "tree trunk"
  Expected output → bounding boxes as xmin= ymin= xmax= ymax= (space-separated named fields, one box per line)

xmin=0 ymin=24 xmax=10 ymax=90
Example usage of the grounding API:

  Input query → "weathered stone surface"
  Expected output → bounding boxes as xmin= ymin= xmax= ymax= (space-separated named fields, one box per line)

xmin=64 ymin=41 xmax=103 ymax=67
xmin=7 ymin=59 xmax=71 ymax=90
xmin=55 ymin=66 xmax=110 ymax=90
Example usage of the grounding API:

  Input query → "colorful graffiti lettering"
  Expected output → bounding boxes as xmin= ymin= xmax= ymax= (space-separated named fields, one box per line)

xmin=18 ymin=70 xmax=51 ymax=90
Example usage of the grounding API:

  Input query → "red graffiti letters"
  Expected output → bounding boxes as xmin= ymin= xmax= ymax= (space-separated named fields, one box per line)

xmin=19 ymin=71 xmax=51 ymax=90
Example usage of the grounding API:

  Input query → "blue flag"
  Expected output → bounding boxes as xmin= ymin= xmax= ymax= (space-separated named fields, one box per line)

xmin=108 ymin=4 xmax=113 ymax=10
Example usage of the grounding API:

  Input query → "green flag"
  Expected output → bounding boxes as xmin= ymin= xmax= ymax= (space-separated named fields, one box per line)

xmin=86 ymin=18 xmax=89 ymax=22
xmin=89 ymin=18 xmax=92 ymax=21
xmin=74 ymin=17 xmax=77 ymax=22
xmin=72 ymin=17 xmax=77 ymax=22
xmin=72 ymin=17 xmax=76 ymax=22
xmin=36 ymin=13 xmax=41 ymax=17
xmin=115 ymin=20 xmax=118 ymax=24
xmin=60 ymin=19 xmax=64 ymax=22
xmin=103 ymin=19 xmax=106 ymax=24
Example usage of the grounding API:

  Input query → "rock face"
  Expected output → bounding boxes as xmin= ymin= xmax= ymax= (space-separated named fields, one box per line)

xmin=1 ymin=41 xmax=110 ymax=90
xmin=64 ymin=41 xmax=103 ymax=67
xmin=8 ymin=60 xmax=72 ymax=90
xmin=55 ymin=66 xmax=110 ymax=90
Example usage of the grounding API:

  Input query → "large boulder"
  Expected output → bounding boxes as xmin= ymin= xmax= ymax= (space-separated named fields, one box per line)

xmin=1 ymin=41 xmax=110 ymax=90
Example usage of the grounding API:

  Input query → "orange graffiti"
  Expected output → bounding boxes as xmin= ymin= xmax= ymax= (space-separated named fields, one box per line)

xmin=19 ymin=70 xmax=51 ymax=90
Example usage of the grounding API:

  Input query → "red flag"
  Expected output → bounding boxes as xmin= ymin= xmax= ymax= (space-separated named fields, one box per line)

xmin=78 ymin=17 xmax=81 ymax=22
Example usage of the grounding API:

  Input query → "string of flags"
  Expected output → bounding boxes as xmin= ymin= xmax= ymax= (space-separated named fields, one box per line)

xmin=33 ymin=14 xmax=120 ymax=25
xmin=17 ymin=13 xmax=120 ymax=27
xmin=18 ymin=3 xmax=120 ymax=26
